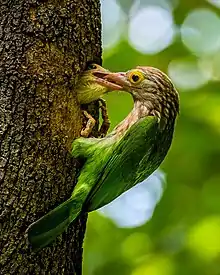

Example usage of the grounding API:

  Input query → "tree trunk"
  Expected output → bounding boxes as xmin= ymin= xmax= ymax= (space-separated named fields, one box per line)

xmin=0 ymin=0 xmax=101 ymax=274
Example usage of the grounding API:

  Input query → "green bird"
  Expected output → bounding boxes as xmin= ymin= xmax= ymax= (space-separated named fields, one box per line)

xmin=28 ymin=66 xmax=179 ymax=251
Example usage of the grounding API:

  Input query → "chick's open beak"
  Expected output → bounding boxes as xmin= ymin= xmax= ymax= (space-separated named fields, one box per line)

xmin=92 ymin=71 xmax=126 ymax=91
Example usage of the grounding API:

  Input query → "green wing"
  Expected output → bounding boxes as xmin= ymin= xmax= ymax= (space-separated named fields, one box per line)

xmin=85 ymin=116 xmax=159 ymax=211
xmin=72 ymin=136 xmax=113 ymax=159
xmin=72 ymin=137 xmax=100 ymax=158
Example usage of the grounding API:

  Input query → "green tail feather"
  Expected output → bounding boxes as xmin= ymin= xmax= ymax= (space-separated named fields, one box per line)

xmin=28 ymin=198 xmax=82 ymax=251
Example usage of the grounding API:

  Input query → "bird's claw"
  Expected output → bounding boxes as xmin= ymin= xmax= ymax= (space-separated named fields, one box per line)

xmin=80 ymin=99 xmax=110 ymax=138
xmin=80 ymin=110 xmax=96 ymax=138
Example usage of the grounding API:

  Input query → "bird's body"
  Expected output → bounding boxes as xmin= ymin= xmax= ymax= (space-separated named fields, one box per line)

xmin=76 ymin=117 xmax=172 ymax=212
xmin=28 ymin=66 xmax=179 ymax=251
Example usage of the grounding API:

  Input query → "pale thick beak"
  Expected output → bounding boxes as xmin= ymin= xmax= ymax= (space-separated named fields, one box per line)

xmin=92 ymin=71 xmax=126 ymax=91
xmin=103 ymin=72 xmax=131 ymax=90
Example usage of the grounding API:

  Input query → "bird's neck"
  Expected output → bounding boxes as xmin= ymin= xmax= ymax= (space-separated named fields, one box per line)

xmin=111 ymin=96 xmax=177 ymax=138
xmin=112 ymin=100 xmax=151 ymax=137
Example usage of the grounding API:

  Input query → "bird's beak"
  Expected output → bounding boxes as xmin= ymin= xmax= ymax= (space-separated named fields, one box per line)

xmin=92 ymin=71 xmax=126 ymax=91
xmin=103 ymin=72 xmax=131 ymax=91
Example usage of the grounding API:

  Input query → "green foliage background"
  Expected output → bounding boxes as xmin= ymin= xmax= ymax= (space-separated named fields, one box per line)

xmin=83 ymin=1 xmax=220 ymax=274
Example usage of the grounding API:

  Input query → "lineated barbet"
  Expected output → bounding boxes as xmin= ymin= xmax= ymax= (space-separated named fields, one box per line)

xmin=28 ymin=66 xmax=179 ymax=251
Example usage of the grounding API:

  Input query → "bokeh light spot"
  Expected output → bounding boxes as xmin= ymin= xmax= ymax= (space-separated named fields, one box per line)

xmin=206 ymin=0 xmax=220 ymax=8
xmin=132 ymin=255 xmax=174 ymax=275
xmin=187 ymin=216 xmax=220 ymax=261
xmin=98 ymin=170 xmax=165 ymax=228
xmin=101 ymin=0 xmax=124 ymax=49
xmin=199 ymin=52 xmax=220 ymax=81
xmin=181 ymin=9 xmax=220 ymax=56
xmin=128 ymin=6 xmax=175 ymax=54
xmin=121 ymin=233 xmax=152 ymax=262
xmin=168 ymin=58 xmax=211 ymax=90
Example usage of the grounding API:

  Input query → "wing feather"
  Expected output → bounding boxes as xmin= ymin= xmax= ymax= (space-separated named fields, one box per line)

xmin=85 ymin=116 xmax=159 ymax=211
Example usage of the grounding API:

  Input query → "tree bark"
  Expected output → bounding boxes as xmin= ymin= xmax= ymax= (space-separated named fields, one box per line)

xmin=0 ymin=0 xmax=101 ymax=274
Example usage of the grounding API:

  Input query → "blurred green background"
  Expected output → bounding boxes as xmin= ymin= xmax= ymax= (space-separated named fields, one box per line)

xmin=83 ymin=0 xmax=220 ymax=274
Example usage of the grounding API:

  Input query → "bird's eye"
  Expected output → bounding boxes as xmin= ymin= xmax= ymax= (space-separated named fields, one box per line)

xmin=132 ymin=74 xmax=139 ymax=82
xmin=87 ymin=63 xmax=98 ymax=70
xmin=128 ymin=70 xmax=144 ymax=84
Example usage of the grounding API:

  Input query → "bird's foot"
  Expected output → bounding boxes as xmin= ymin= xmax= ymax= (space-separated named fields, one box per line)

xmin=98 ymin=98 xmax=110 ymax=137
xmin=80 ymin=110 xmax=96 ymax=138
xmin=80 ymin=99 xmax=110 ymax=138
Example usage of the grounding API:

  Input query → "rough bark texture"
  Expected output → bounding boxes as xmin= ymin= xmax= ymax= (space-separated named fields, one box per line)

xmin=0 ymin=0 xmax=102 ymax=274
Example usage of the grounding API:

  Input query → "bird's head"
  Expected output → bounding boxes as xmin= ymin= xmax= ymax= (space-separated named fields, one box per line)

xmin=93 ymin=66 xmax=179 ymax=120
xmin=76 ymin=63 xmax=123 ymax=104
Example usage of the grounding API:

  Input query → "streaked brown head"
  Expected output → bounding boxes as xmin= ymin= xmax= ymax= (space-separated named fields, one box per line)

xmin=95 ymin=66 xmax=179 ymax=121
